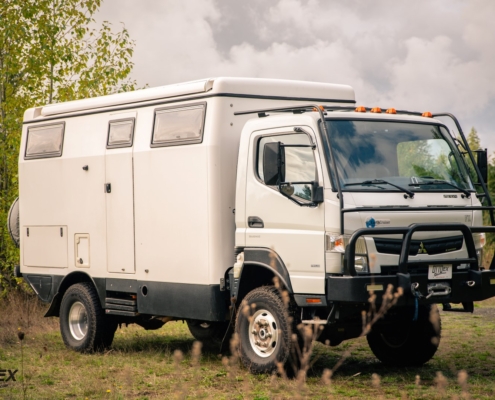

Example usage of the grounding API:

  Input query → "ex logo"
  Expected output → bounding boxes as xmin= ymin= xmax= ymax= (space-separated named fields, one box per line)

xmin=0 ymin=369 xmax=18 ymax=381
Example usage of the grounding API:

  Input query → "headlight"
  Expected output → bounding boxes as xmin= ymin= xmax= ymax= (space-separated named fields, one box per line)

xmin=473 ymin=233 xmax=485 ymax=268
xmin=326 ymin=233 xmax=369 ymax=273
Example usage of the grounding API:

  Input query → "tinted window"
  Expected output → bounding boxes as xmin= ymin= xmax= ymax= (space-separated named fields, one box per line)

xmin=325 ymin=120 xmax=473 ymax=191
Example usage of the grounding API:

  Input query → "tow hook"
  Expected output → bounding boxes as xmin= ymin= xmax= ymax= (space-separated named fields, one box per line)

xmin=411 ymin=282 xmax=423 ymax=298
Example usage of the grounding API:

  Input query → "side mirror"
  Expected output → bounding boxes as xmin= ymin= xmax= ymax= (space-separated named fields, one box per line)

xmin=474 ymin=149 xmax=488 ymax=183
xmin=263 ymin=142 xmax=285 ymax=185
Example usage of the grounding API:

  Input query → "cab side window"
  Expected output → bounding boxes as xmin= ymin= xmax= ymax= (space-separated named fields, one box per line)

xmin=257 ymin=133 xmax=316 ymax=201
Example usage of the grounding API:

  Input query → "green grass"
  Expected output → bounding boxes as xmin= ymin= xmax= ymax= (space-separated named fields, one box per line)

xmin=2 ymin=298 xmax=495 ymax=399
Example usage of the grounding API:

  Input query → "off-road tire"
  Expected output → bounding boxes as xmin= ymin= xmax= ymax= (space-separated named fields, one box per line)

xmin=187 ymin=320 xmax=229 ymax=351
xmin=60 ymin=283 xmax=117 ymax=352
xmin=236 ymin=286 xmax=291 ymax=374
xmin=367 ymin=305 xmax=441 ymax=366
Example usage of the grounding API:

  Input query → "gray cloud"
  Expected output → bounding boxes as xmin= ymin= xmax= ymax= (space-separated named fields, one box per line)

xmin=97 ymin=0 xmax=495 ymax=151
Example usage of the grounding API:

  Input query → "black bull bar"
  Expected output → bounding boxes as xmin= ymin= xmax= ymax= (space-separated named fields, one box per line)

xmin=327 ymin=223 xmax=495 ymax=304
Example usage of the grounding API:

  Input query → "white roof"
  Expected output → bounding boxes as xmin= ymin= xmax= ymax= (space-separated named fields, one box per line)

xmin=31 ymin=77 xmax=355 ymax=118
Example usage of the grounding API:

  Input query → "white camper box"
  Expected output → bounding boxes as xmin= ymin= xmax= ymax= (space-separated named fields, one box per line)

xmin=17 ymin=77 xmax=495 ymax=374
xmin=18 ymin=77 xmax=354 ymax=316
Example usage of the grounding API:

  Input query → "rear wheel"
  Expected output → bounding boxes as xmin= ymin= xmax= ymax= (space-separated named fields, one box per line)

xmin=60 ymin=283 xmax=117 ymax=352
xmin=367 ymin=305 xmax=441 ymax=366
xmin=235 ymin=286 xmax=291 ymax=374
xmin=187 ymin=320 xmax=229 ymax=350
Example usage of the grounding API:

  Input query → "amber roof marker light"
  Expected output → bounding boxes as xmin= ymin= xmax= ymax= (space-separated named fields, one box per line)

xmin=312 ymin=105 xmax=325 ymax=112
xmin=355 ymin=106 xmax=366 ymax=112
xmin=386 ymin=108 xmax=397 ymax=114
xmin=422 ymin=111 xmax=433 ymax=118
xmin=370 ymin=107 xmax=382 ymax=113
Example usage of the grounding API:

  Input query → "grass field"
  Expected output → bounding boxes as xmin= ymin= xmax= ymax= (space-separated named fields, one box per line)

xmin=2 ymin=294 xmax=495 ymax=399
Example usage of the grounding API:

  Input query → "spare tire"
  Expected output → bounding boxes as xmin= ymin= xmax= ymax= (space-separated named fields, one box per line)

xmin=7 ymin=197 xmax=20 ymax=247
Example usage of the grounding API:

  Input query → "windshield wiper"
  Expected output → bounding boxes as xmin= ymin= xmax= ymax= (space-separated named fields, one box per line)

xmin=345 ymin=179 xmax=414 ymax=198
xmin=408 ymin=179 xmax=471 ymax=198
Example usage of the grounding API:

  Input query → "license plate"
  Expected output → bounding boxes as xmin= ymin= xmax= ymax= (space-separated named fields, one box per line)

xmin=428 ymin=264 xmax=452 ymax=280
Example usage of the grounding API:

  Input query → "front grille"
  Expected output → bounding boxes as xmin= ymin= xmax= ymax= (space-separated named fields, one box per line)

xmin=374 ymin=235 xmax=463 ymax=256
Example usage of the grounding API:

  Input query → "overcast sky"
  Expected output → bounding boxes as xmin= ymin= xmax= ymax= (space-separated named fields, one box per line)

xmin=97 ymin=0 xmax=495 ymax=152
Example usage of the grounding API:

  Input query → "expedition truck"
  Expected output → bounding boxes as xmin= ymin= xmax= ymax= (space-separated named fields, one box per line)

xmin=9 ymin=77 xmax=495 ymax=374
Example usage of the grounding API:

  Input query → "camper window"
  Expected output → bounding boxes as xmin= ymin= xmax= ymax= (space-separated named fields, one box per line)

xmin=107 ymin=118 xmax=135 ymax=148
xmin=151 ymin=103 xmax=206 ymax=147
xmin=25 ymin=123 xmax=65 ymax=159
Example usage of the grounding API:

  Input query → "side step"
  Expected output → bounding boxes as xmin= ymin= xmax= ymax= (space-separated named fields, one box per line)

xmin=105 ymin=296 xmax=138 ymax=317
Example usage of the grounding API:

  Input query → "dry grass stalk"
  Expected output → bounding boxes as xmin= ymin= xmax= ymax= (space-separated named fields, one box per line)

xmin=0 ymin=290 xmax=55 ymax=346
xmin=321 ymin=368 xmax=332 ymax=385
xmin=457 ymin=370 xmax=470 ymax=399
xmin=430 ymin=305 xmax=441 ymax=346
xmin=434 ymin=371 xmax=448 ymax=397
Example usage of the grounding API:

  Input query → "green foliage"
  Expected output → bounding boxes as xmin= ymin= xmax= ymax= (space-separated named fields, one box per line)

xmin=0 ymin=0 xmax=136 ymax=293
xmin=467 ymin=127 xmax=481 ymax=151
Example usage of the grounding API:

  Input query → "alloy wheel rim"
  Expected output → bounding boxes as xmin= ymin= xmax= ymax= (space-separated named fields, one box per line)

xmin=69 ymin=301 xmax=88 ymax=341
xmin=248 ymin=309 xmax=279 ymax=357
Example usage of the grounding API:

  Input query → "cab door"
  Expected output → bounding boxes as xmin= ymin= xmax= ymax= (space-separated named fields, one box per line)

xmin=244 ymin=127 xmax=326 ymax=294
xmin=105 ymin=115 xmax=136 ymax=274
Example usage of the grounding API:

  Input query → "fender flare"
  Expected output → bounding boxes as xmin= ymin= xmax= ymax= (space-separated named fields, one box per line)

xmin=242 ymin=247 xmax=293 ymax=293
xmin=43 ymin=272 xmax=105 ymax=317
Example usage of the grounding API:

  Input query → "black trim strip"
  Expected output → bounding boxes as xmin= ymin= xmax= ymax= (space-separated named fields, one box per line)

xmin=23 ymin=93 xmax=356 ymax=125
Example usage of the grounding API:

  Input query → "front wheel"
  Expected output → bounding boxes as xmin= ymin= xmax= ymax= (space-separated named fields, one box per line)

xmin=60 ymin=283 xmax=117 ymax=352
xmin=367 ymin=305 xmax=441 ymax=366
xmin=235 ymin=286 xmax=291 ymax=374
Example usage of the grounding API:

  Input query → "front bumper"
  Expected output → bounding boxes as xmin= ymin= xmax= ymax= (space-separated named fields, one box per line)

xmin=327 ymin=269 xmax=495 ymax=305
xmin=330 ymin=223 xmax=495 ymax=305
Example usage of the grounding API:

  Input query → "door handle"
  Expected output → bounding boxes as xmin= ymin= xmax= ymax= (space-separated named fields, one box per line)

xmin=105 ymin=183 xmax=111 ymax=193
xmin=248 ymin=216 xmax=264 ymax=228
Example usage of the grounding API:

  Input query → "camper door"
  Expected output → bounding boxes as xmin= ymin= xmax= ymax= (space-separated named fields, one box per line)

xmin=105 ymin=115 xmax=136 ymax=273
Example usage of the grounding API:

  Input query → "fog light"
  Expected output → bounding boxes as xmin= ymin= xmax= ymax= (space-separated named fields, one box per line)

xmin=354 ymin=256 xmax=369 ymax=273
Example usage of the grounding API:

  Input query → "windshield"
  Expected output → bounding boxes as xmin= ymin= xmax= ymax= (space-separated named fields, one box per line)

xmin=324 ymin=120 xmax=474 ymax=192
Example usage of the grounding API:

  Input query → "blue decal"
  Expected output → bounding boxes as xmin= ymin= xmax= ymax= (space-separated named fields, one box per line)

xmin=366 ymin=217 xmax=376 ymax=228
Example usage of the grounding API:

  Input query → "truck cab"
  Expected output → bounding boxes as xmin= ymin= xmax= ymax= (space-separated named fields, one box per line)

xmin=230 ymin=105 xmax=495 ymax=372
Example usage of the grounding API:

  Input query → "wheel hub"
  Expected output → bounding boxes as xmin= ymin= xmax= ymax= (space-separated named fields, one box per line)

xmin=249 ymin=309 xmax=278 ymax=357
xmin=68 ymin=301 xmax=88 ymax=341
